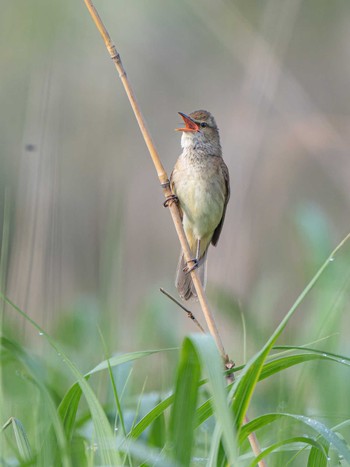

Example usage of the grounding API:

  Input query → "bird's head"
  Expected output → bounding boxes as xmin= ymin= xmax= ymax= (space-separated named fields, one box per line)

xmin=176 ymin=110 xmax=221 ymax=151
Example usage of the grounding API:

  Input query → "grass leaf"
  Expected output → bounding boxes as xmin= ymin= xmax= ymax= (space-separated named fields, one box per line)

xmin=189 ymin=334 xmax=238 ymax=465
xmin=169 ymin=336 xmax=201 ymax=466
xmin=241 ymin=413 xmax=350 ymax=463
xmin=2 ymin=417 xmax=32 ymax=462
xmin=1 ymin=337 xmax=71 ymax=466
xmin=1 ymin=296 xmax=120 ymax=466
xmin=231 ymin=233 xmax=350 ymax=432
xmin=129 ymin=393 xmax=174 ymax=439
xmin=58 ymin=349 xmax=168 ymax=440
xmin=247 ymin=436 xmax=327 ymax=467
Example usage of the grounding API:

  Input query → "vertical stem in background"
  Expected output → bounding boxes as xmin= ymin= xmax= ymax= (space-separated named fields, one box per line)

xmin=0 ymin=189 xmax=10 ymax=318
xmin=0 ymin=189 xmax=11 ymax=459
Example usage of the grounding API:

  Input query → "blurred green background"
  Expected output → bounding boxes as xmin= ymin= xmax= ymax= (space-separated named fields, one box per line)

xmin=1 ymin=0 xmax=349 ymax=370
xmin=1 ymin=2 xmax=350 ymax=465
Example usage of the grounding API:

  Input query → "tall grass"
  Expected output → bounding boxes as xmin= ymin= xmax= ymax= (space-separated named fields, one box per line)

xmin=1 ymin=233 xmax=349 ymax=466
xmin=2 ymin=1 xmax=350 ymax=465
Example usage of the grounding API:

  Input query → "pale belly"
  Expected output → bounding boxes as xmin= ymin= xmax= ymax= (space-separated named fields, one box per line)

xmin=176 ymin=170 xmax=225 ymax=240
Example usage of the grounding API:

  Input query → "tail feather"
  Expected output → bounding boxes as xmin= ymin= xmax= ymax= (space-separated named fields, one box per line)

xmin=175 ymin=251 xmax=207 ymax=300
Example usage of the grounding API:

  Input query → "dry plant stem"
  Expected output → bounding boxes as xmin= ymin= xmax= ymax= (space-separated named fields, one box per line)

xmin=83 ymin=0 xmax=227 ymax=361
xmin=83 ymin=2 xmax=264 ymax=464
xmin=246 ymin=418 xmax=267 ymax=467
xmin=160 ymin=287 xmax=205 ymax=333
xmin=160 ymin=288 xmax=265 ymax=467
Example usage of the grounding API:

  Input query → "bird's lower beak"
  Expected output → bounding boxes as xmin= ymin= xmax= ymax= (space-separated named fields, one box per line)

xmin=175 ymin=112 xmax=199 ymax=132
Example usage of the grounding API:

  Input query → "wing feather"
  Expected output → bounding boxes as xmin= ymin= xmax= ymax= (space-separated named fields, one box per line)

xmin=211 ymin=160 xmax=230 ymax=246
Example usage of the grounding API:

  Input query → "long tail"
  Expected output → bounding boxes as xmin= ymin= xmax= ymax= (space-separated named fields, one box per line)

xmin=175 ymin=251 xmax=207 ymax=301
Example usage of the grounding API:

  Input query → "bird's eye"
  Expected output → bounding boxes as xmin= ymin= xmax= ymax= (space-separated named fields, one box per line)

xmin=200 ymin=122 xmax=208 ymax=128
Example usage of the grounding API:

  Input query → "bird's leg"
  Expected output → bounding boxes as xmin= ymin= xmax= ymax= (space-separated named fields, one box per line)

xmin=163 ymin=194 xmax=179 ymax=208
xmin=183 ymin=258 xmax=198 ymax=274
xmin=195 ymin=239 xmax=201 ymax=263
xmin=183 ymin=239 xmax=200 ymax=274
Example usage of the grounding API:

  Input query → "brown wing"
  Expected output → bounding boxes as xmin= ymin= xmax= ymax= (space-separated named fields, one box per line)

xmin=170 ymin=165 xmax=183 ymax=220
xmin=211 ymin=160 xmax=230 ymax=246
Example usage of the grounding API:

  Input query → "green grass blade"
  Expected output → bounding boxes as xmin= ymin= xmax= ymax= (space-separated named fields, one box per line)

xmin=148 ymin=408 xmax=166 ymax=449
xmin=11 ymin=418 xmax=33 ymax=462
xmin=307 ymin=442 xmax=329 ymax=467
xmin=274 ymin=345 xmax=350 ymax=362
xmin=240 ymin=413 xmax=350 ymax=463
xmin=239 ymin=413 xmax=288 ymax=443
xmin=247 ymin=436 xmax=327 ymax=467
xmin=5 ymin=302 xmax=173 ymax=464
xmin=290 ymin=415 xmax=350 ymax=463
xmin=207 ymin=423 xmax=224 ymax=467
xmin=88 ymin=349 xmax=174 ymax=375
xmin=195 ymin=398 xmax=213 ymax=428
xmin=260 ymin=352 xmax=350 ymax=380
xmin=307 ymin=419 xmax=350 ymax=466
xmin=106 ymin=356 xmax=127 ymax=436
xmin=58 ymin=349 xmax=168 ymax=440
xmin=232 ymin=233 xmax=350 ymax=431
xmin=129 ymin=373 xmax=217 ymax=440
xmin=57 ymin=378 xmax=86 ymax=441
xmin=128 ymin=393 xmax=174 ymax=439
xmin=1 ymin=337 xmax=71 ymax=467
xmin=169 ymin=336 xmax=201 ymax=466
xmin=189 ymin=334 xmax=238 ymax=465
xmin=2 ymin=417 xmax=32 ymax=462
xmin=1 ymin=295 xmax=120 ymax=466
xmin=195 ymin=347 xmax=349 ymax=429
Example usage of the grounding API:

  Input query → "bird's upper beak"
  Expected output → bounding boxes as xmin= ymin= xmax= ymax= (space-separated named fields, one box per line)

xmin=175 ymin=112 xmax=199 ymax=132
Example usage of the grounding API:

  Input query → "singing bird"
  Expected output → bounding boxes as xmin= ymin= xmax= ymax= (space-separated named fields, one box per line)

xmin=170 ymin=110 xmax=230 ymax=300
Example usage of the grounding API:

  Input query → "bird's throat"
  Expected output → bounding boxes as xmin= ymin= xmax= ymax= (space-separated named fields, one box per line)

xmin=181 ymin=131 xmax=201 ymax=150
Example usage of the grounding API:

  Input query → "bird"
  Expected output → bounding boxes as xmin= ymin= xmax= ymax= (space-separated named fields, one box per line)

xmin=170 ymin=110 xmax=230 ymax=300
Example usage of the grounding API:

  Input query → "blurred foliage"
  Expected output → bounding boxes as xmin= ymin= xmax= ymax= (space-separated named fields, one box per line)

xmin=1 ymin=0 xmax=350 ymax=340
xmin=1 ymin=1 xmax=350 ymax=465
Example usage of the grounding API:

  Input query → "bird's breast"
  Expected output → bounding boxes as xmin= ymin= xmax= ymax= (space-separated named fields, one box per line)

xmin=173 ymin=155 xmax=226 ymax=239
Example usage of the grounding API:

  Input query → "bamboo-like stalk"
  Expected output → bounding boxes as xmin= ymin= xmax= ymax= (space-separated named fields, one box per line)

xmin=83 ymin=2 xmax=265 ymax=464
xmin=160 ymin=288 xmax=265 ymax=467
xmin=82 ymin=0 xmax=228 ymax=362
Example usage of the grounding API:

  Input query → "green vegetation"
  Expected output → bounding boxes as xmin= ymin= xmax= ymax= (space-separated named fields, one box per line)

xmin=1 ymin=234 xmax=349 ymax=466
xmin=1 ymin=1 xmax=350 ymax=465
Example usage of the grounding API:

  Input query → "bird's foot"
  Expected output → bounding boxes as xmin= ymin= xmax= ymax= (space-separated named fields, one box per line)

xmin=183 ymin=258 xmax=199 ymax=274
xmin=163 ymin=194 xmax=179 ymax=208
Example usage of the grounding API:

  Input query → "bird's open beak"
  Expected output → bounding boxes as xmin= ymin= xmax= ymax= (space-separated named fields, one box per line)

xmin=175 ymin=112 xmax=199 ymax=132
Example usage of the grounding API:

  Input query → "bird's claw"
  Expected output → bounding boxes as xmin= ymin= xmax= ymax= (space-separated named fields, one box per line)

xmin=163 ymin=194 xmax=179 ymax=208
xmin=183 ymin=258 xmax=199 ymax=274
